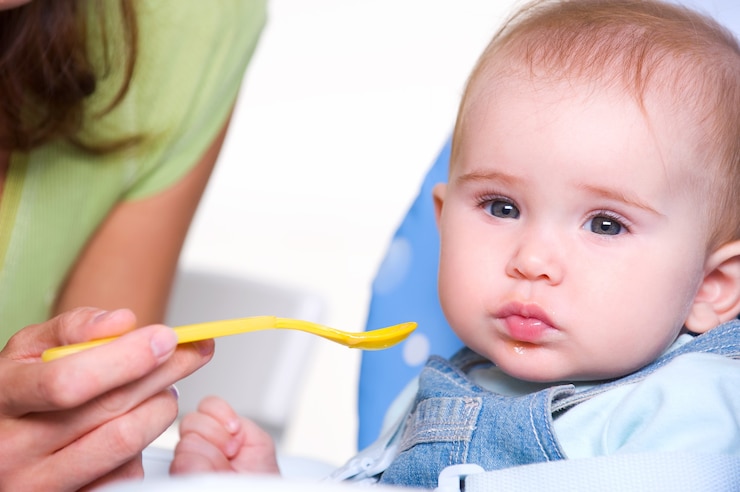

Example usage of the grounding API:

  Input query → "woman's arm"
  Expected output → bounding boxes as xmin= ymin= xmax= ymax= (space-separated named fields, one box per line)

xmin=54 ymin=115 xmax=232 ymax=326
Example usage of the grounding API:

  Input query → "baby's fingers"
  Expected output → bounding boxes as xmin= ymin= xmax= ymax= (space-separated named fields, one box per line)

xmin=171 ymin=432 xmax=230 ymax=474
xmin=195 ymin=396 xmax=242 ymax=434
xmin=178 ymin=404 xmax=242 ymax=458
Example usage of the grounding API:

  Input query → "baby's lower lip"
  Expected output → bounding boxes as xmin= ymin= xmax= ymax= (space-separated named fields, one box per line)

xmin=502 ymin=315 xmax=554 ymax=343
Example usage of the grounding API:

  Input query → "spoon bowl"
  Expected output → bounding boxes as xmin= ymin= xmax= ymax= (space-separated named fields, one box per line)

xmin=41 ymin=316 xmax=417 ymax=361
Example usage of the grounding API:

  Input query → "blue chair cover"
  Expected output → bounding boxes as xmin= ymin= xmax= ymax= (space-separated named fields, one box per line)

xmin=358 ymin=138 xmax=463 ymax=449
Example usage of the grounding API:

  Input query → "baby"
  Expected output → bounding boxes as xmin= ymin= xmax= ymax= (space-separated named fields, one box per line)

xmin=171 ymin=0 xmax=740 ymax=488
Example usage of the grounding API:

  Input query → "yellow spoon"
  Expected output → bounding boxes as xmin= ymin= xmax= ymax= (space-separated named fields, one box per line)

xmin=41 ymin=316 xmax=417 ymax=361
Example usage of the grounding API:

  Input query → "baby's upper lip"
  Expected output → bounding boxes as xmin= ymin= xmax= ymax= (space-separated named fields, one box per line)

xmin=494 ymin=301 xmax=556 ymax=328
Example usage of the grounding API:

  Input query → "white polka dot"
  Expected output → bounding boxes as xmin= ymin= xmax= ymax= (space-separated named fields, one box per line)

xmin=403 ymin=333 xmax=431 ymax=367
xmin=374 ymin=237 xmax=412 ymax=295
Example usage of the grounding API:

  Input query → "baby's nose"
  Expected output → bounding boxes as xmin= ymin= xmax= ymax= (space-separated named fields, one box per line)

xmin=505 ymin=229 xmax=564 ymax=284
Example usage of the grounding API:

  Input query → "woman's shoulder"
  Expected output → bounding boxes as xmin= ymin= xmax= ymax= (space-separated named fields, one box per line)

xmin=88 ymin=0 xmax=268 ymax=199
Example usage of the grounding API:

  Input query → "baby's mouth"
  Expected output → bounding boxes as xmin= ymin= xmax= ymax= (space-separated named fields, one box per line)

xmin=502 ymin=314 xmax=553 ymax=343
xmin=495 ymin=302 xmax=558 ymax=343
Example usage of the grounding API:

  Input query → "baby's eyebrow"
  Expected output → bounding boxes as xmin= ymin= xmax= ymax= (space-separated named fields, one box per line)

xmin=577 ymin=183 xmax=664 ymax=216
xmin=455 ymin=170 xmax=519 ymax=186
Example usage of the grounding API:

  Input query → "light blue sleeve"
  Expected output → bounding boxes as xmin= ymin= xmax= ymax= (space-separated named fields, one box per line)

xmin=555 ymin=353 xmax=740 ymax=459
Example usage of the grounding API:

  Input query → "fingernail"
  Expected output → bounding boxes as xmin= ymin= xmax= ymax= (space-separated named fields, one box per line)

xmin=225 ymin=418 xmax=240 ymax=434
xmin=150 ymin=327 xmax=177 ymax=360
xmin=93 ymin=308 xmax=128 ymax=324
xmin=192 ymin=339 xmax=215 ymax=356
xmin=168 ymin=384 xmax=180 ymax=400
xmin=225 ymin=436 xmax=241 ymax=457
xmin=93 ymin=309 xmax=113 ymax=322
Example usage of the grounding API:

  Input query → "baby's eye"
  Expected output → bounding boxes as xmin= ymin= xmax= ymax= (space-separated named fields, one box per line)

xmin=485 ymin=199 xmax=520 ymax=219
xmin=586 ymin=215 xmax=625 ymax=235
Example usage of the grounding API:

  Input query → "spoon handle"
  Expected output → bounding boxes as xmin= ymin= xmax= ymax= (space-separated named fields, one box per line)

xmin=41 ymin=316 xmax=415 ymax=361
xmin=41 ymin=316 xmax=281 ymax=362
xmin=175 ymin=316 xmax=278 ymax=343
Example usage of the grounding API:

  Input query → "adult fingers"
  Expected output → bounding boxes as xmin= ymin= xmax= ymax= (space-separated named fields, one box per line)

xmin=15 ymin=339 xmax=213 ymax=453
xmin=78 ymin=455 xmax=144 ymax=491
xmin=0 ymin=323 xmax=180 ymax=416
xmin=0 ymin=389 xmax=174 ymax=492
xmin=46 ymin=389 xmax=176 ymax=491
xmin=0 ymin=308 xmax=137 ymax=362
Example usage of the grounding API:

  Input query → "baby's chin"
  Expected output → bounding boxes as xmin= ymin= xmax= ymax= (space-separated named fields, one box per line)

xmin=484 ymin=341 xmax=643 ymax=384
xmin=494 ymin=358 xmax=632 ymax=384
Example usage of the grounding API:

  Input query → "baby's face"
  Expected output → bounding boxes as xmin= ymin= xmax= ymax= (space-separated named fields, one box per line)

xmin=434 ymin=75 xmax=715 ymax=382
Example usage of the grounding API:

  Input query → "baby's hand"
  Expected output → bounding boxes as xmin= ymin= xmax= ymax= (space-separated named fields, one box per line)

xmin=170 ymin=396 xmax=280 ymax=476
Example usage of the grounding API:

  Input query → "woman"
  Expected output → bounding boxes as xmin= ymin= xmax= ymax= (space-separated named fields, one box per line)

xmin=0 ymin=0 xmax=266 ymax=489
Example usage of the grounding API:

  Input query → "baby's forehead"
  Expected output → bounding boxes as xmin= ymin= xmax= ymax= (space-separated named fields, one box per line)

xmin=465 ymin=65 xmax=699 ymax=142
xmin=457 ymin=70 xmax=718 ymax=196
xmin=465 ymin=53 xmax=718 ymax=158
xmin=472 ymin=48 xmax=701 ymax=116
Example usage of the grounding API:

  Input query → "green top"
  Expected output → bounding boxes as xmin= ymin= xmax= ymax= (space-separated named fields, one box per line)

xmin=0 ymin=0 xmax=267 ymax=345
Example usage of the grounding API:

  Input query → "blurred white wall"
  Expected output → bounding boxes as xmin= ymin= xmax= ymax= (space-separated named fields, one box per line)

xmin=179 ymin=0 xmax=518 ymax=466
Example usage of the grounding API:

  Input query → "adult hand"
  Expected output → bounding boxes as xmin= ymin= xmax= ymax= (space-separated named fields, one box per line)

xmin=0 ymin=307 xmax=214 ymax=491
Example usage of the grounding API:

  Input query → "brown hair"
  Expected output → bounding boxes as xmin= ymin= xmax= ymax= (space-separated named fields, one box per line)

xmin=452 ymin=0 xmax=740 ymax=246
xmin=0 ymin=0 xmax=138 ymax=152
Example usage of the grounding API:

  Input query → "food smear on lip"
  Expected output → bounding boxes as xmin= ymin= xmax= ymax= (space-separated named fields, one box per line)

xmin=503 ymin=314 xmax=553 ymax=343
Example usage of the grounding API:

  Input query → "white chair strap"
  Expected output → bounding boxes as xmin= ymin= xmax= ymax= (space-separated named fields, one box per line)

xmin=436 ymin=453 xmax=740 ymax=492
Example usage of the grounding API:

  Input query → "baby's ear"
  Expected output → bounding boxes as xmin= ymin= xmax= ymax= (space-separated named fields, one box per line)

xmin=685 ymin=240 xmax=740 ymax=333
xmin=432 ymin=183 xmax=447 ymax=230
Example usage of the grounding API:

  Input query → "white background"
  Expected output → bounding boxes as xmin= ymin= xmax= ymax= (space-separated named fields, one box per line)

xmin=179 ymin=0 xmax=522 ymax=466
